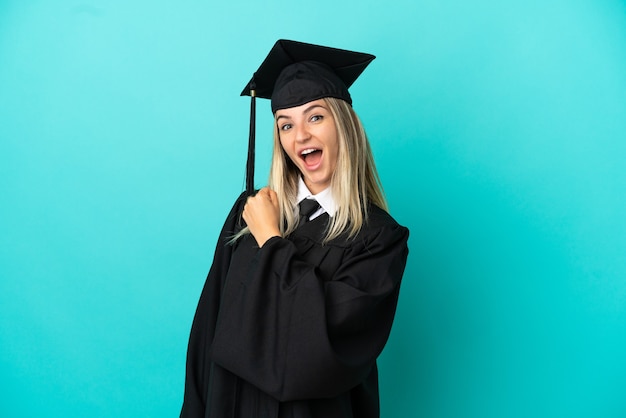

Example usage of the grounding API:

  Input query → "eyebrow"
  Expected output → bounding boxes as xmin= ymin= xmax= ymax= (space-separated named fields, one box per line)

xmin=275 ymin=104 xmax=327 ymax=122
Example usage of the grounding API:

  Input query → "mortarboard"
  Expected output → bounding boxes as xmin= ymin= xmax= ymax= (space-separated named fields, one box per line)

xmin=240 ymin=39 xmax=375 ymax=195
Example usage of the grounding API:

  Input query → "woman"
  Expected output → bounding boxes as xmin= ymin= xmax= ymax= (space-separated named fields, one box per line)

xmin=181 ymin=40 xmax=409 ymax=418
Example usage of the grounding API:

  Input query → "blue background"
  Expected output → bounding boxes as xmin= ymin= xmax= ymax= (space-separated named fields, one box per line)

xmin=1 ymin=0 xmax=625 ymax=416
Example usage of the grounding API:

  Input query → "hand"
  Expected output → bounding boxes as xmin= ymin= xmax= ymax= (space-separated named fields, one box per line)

xmin=242 ymin=187 xmax=281 ymax=247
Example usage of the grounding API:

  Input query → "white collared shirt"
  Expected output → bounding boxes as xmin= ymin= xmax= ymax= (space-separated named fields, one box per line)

xmin=296 ymin=177 xmax=336 ymax=220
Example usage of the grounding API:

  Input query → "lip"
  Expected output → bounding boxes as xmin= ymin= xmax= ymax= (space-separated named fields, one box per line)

xmin=298 ymin=146 xmax=320 ymax=156
xmin=298 ymin=147 xmax=323 ymax=171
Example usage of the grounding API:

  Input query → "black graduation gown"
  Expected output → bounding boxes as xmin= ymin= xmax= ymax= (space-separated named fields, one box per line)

xmin=181 ymin=192 xmax=409 ymax=418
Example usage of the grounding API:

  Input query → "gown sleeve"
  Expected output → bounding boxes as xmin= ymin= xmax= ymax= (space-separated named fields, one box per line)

xmin=180 ymin=192 xmax=247 ymax=417
xmin=210 ymin=215 xmax=409 ymax=402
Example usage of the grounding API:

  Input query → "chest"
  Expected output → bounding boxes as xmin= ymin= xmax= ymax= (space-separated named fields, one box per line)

xmin=232 ymin=233 xmax=347 ymax=284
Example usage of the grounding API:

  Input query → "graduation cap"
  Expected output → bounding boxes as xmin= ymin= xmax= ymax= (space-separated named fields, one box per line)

xmin=240 ymin=39 xmax=375 ymax=195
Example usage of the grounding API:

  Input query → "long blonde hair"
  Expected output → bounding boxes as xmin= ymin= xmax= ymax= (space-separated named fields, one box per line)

xmin=270 ymin=97 xmax=388 ymax=242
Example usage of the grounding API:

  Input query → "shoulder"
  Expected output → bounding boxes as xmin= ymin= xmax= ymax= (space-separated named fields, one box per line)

xmin=216 ymin=191 xmax=249 ymax=239
xmin=357 ymin=204 xmax=409 ymax=245
xmin=224 ymin=191 xmax=249 ymax=220
xmin=233 ymin=191 xmax=249 ymax=208
xmin=221 ymin=191 xmax=249 ymax=220
xmin=366 ymin=204 xmax=406 ymax=231
xmin=325 ymin=204 xmax=409 ymax=249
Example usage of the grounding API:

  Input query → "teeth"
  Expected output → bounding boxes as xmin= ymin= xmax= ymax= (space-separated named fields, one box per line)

xmin=301 ymin=148 xmax=318 ymax=156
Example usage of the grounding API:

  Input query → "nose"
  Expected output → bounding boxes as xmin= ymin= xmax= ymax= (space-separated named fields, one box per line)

xmin=295 ymin=123 xmax=311 ymax=143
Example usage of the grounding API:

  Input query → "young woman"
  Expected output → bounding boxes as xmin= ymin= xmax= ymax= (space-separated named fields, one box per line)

xmin=181 ymin=40 xmax=409 ymax=418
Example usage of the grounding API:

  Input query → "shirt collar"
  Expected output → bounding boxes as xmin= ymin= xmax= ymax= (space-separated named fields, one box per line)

xmin=296 ymin=177 xmax=336 ymax=218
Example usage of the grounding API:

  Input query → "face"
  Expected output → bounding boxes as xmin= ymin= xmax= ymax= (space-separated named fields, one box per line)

xmin=275 ymin=99 xmax=339 ymax=195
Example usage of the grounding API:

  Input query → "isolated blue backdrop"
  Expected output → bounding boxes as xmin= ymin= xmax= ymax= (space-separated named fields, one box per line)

xmin=1 ymin=0 xmax=625 ymax=417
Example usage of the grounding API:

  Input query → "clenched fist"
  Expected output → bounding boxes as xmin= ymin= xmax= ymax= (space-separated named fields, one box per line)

xmin=242 ymin=187 xmax=281 ymax=247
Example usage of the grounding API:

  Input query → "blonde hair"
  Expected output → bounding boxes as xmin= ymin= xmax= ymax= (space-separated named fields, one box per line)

xmin=270 ymin=97 xmax=388 ymax=242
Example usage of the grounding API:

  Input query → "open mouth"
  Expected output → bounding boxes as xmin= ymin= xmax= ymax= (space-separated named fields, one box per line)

xmin=300 ymin=148 xmax=322 ymax=167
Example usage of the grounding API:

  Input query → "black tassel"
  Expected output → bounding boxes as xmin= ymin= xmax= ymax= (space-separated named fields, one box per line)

xmin=245 ymin=79 xmax=256 ymax=196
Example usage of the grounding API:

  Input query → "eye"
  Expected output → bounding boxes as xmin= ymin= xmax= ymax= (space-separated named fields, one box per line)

xmin=310 ymin=115 xmax=323 ymax=123
xmin=280 ymin=123 xmax=293 ymax=131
